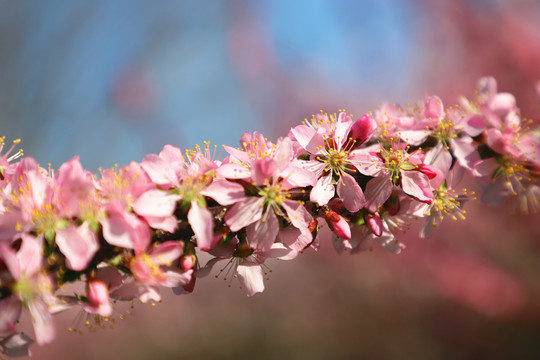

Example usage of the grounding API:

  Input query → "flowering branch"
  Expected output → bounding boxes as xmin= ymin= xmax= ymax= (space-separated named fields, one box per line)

xmin=0 ymin=77 xmax=539 ymax=357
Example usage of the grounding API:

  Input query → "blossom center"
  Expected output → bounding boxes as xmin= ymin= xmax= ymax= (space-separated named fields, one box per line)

xmin=380 ymin=147 xmax=412 ymax=183
xmin=259 ymin=183 xmax=286 ymax=207
xmin=326 ymin=148 xmax=346 ymax=172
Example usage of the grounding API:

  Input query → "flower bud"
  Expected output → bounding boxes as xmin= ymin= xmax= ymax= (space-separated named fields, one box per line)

xmin=308 ymin=218 xmax=318 ymax=234
xmin=180 ymin=254 xmax=196 ymax=272
xmin=417 ymin=164 xmax=438 ymax=180
xmin=366 ymin=213 xmax=383 ymax=237
xmin=325 ymin=211 xmax=351 ymax=239
xmin=86 ymin=280 xmax=112 ymax=316
xmin=87 ymin=280 xmax=109 ymax=306
xmin=348 ymin=113 xmax=375 ymax=145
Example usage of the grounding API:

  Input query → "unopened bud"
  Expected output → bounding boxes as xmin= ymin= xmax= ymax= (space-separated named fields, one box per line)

xmin=348 ymin=113 xmax=375 ymax=145
xmin=86 ymin=279 xmax=112 ymax=316
xmin=87 ymin=280 xmax=109 ymax=306
xmin=308 ymin=218 xmax=318 ymax=233
xmin=366 ymin=213 xmax=383 ymax=237
xmin=417 ymin=164 xmax=438 ymax=180
xmin=325 ymin=211 xmax=351 ymax=239
xmin=180 ymin=254 xmax=196 ymax=272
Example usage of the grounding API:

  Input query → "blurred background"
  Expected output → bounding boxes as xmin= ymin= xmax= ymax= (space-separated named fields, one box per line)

xmin=2 ymin=0 xmax=540 ymax=359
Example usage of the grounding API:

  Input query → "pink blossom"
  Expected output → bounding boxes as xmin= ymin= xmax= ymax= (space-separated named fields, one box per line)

xmin=130 ymin=241 xmax=190 ymax=288
xmin=205 ymin=239 xmax=297 ymax=296
xmin=53 ymin=156 xmax=95 ymax=218
xmin=356 ymin=144 xmax=434 ymax=212
xmin=223 ymin=155 xmax=314 ymax=251
xmin=141 ymin=144 xmax=226 ymax=250
xmin=291 ymin=112 xmax=366 ymax=212
xmin=220 ymin=135 xmax=314 ymax=251
xmin=0 ymin=235 xmax=57 ymax=345
xmin=101 ymin=200 xmax=151 ymax=251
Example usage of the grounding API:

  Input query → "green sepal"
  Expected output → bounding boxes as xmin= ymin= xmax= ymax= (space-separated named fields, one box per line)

xmin=55 ymin=219 xmax=71 ymax=230
xmin=400 ymin=162 xmax=417 ymax=171
xmin=108 ymin=254 xmax=123 ymax=266
xmin=44 ymin=229 xmax=55 ymax=246
xmin=88 ymin=219 xmax=100 ymax=233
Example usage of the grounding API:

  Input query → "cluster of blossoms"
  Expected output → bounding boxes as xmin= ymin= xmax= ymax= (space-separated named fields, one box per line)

xmin=0 ymin=77 xmax=539 ymax=357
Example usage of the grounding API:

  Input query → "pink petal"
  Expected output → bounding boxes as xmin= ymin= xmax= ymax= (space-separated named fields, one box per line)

xmin=337 ymin=173 xmax=366 ymax=212
xmin=162 ymin=269 xmax=193 ymax=288
xmin=140 ymin=154 xmax=176 ymax=187
xmin=399 ymin=130 xmax=429 ymax=146
xmin=223 ymin=145 xmax=251 ymax=164
xmin=201 ymin=180 xmax=246 ymax=205
xmin=450 ymin=136 xmax=479 ymax=170
xmin=275 ymin=137 xmax=294 ymax=170
xmin=335 ymin=113 xmax=353 ymax=151
xmin=225 ymin=197 xmax=264 ymax=232
xmin=54 ymin=156 xmax=94 ymax=217
xmin=365 ymin=175 xmax=394 ymax=212
xmin=282 ymin=200 xmax=312 ymax=230
xmin=0 ymin=209 xmax=22 ymax=242
xmin=252 ymin=158 xmax=277 ymax=184
xmin=149 ymin=241 xmax=184 ymax=264
xmin=216 ymin=162 xmax=251 ymax=179
xmin=374 ymin=232 xmax=405 ymax=254
xmin=425 ymin=142 xmax=452 ymax=176
xmin=298 ymin=160 xmax=327 ymax=179
xmin=310 ymin=174 xmax=335 ymax=206
xmin=290 ymin=125 xmax=319 ymax=153
xmin=132 ymin=190 xmax=180 ymax=218
xmin=352 ymin=150 xmax=384 ymax=177
xmin=463 ymin=114 xmax=486 ymax=137
xmin=101 ymin=203 xmax=151 ymax=251
xmin=55 ymin=223 xmax=99 ymax=271
xmin=420 ymin=213 xmax=441 ymax=239
xmin=281 ymin=165 xmax=316 ymax=188
xmin=267 ymin=243 xmax=299 ymax=260
xmin=279 ymin=226 xmax=312 ymax=252
xmin=28 ymin=299 xmax=55 ymax=345
xmin=236 ymin=264 xmax=265 ymax=296
xmin=159 ymin=144 xmax=184 ymax=174
xmin=188 ymin=202 xmax=215 ymax=251
xmin=18 ymin=234 xmax=42 ymax=276
xmin=143 ymin=215 xmax=178 ymax=233
xmin=401 ymin=171 xmax=433 ymax=202
xmin=472 ymin=158 xmax=498 ymax=178
xmin=488 ymin=93 xmax=516 ymax=114
xmin=473 ymin=158 xmax=498 ymax=178
xmin=424 ymin=95 xmax=444 ymax=122
xmin=247 ymin=210 xmax=279 ymax=252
